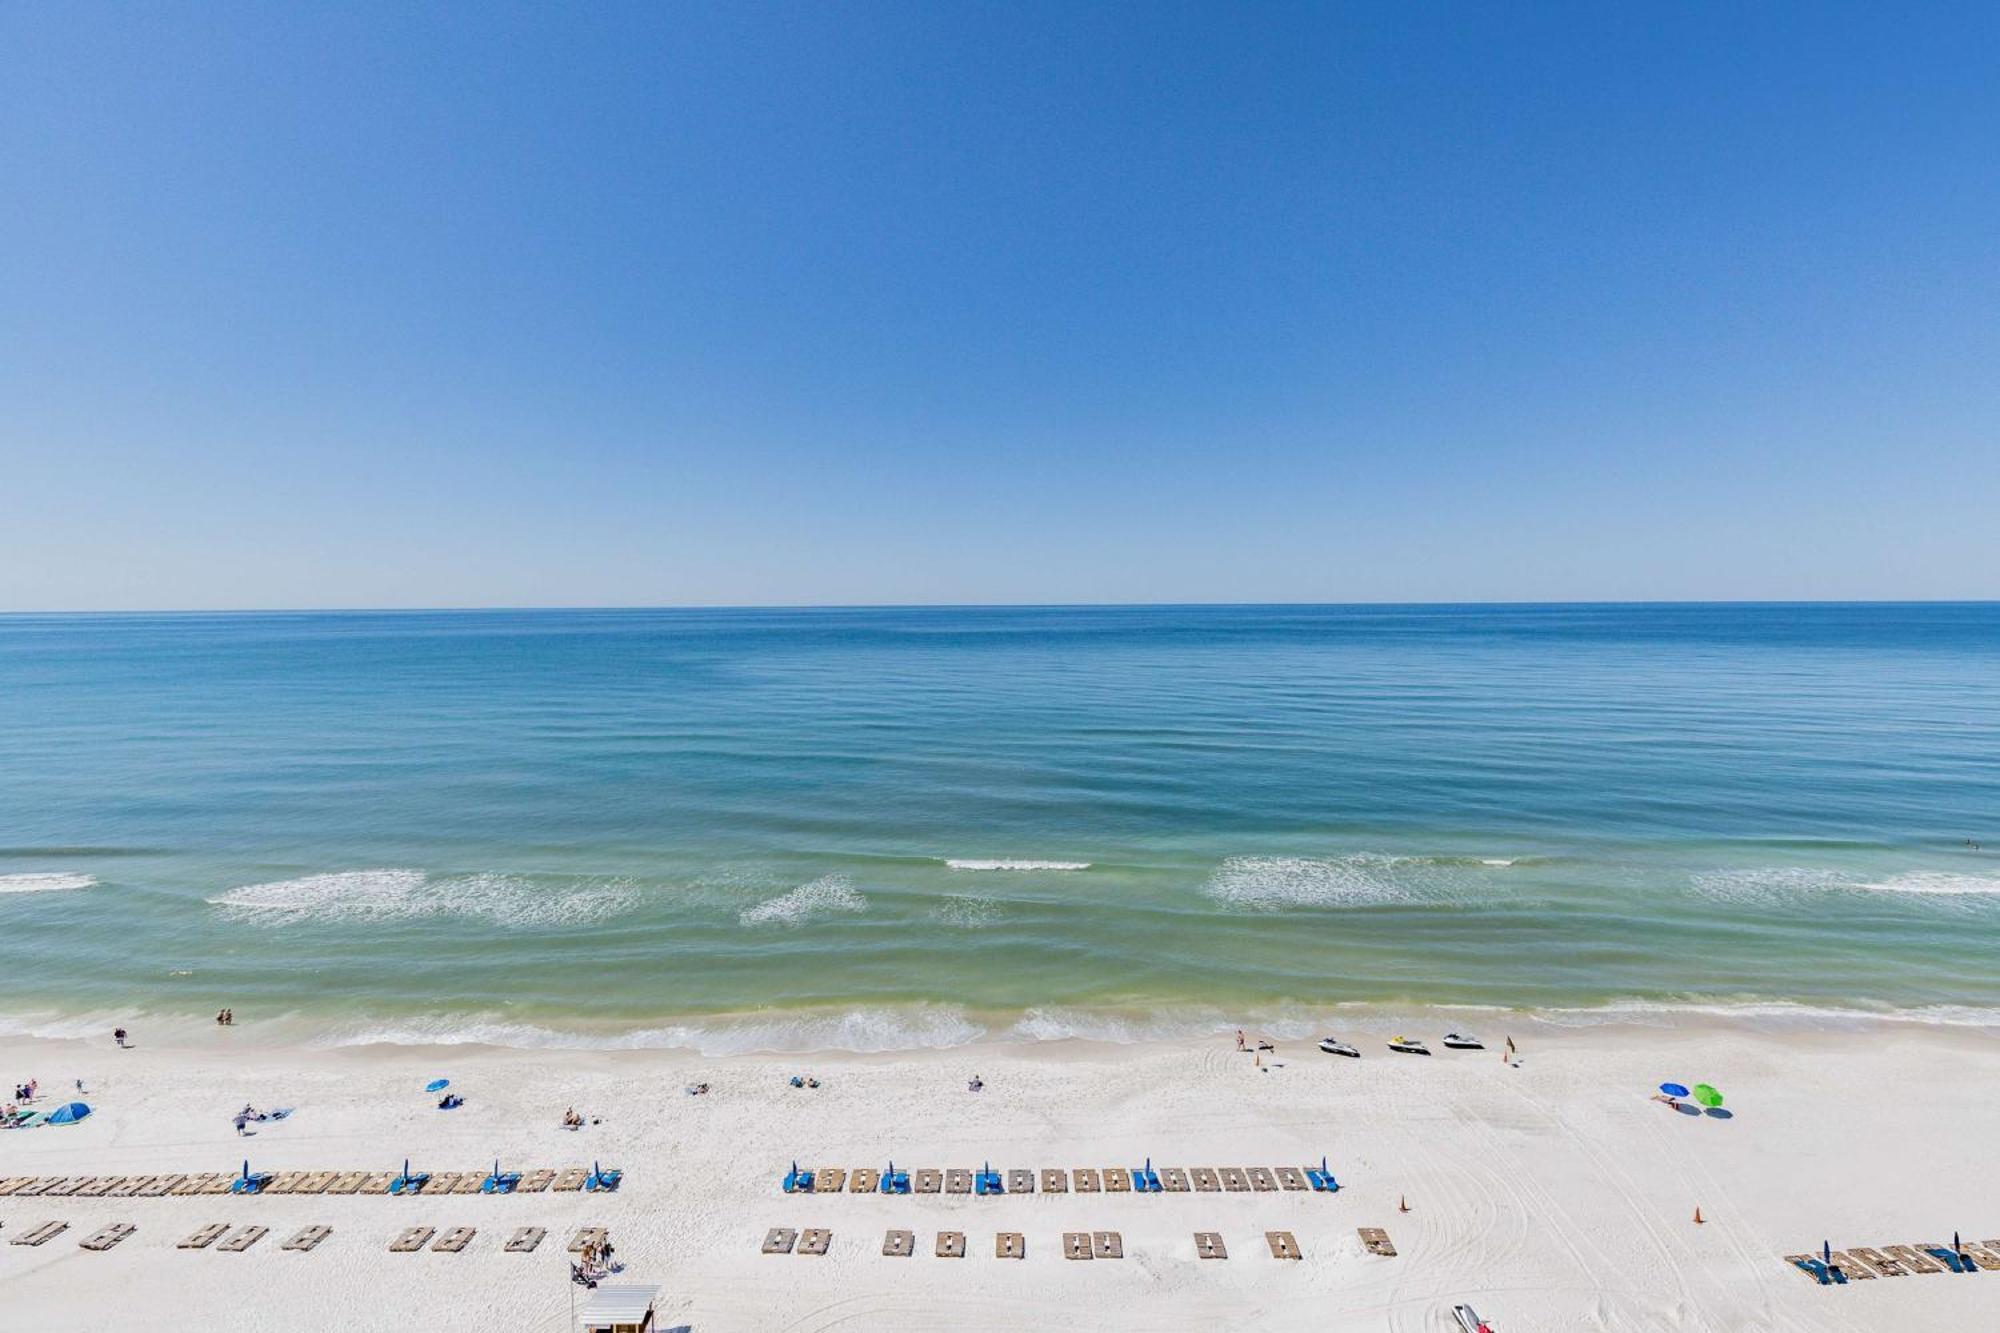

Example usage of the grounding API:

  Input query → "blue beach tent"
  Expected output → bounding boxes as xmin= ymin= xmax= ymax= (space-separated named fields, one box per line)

xmin=44 ymin=1101 xmax=91 ymax=1125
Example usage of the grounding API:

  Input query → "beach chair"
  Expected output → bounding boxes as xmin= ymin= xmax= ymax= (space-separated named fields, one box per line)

xmin=217 ymin=1226 xmax=267 ymax=1253
xmin=1274 ymin=1166 xmax=1309 ymax=1191
xmin=883 ymin=1228 xmax=914 ymax=1257
xmin=1093 ymin=1231 xmax=1123 ymax=1259
xmin=1101 ymin=1166 xmax=1130 ymax=1193
xmin=936 ymin=1230 xmax=966 ymax=1258
xmin=1785 ymin=1255 xmax=1835 ymax=1285
xmin=996 ymin=1231 xmax=1024 ymax=1259
xmin=1306 ymin=1160 xmax=1340 ymax=1192
xmin=41 ymin=1177 xmax=84 ymax=1197
xmin=10 ymin=1222 xmax=68 ymax=1247
xmin=974 ymin=1163 xmax=1003 ymax=1195
xmin=552 ymin=1168 xmax=588 ymax=1192
xmin=388 ymin=1166 xmax=431 ymax=1196
xmin=516 ymin=1169 xmax=554 ymax=1193
xmin=798 ymin=1228 xmax=831 ymax=1256
xmin=848 ymin=1167 xmax=880 ymax=1193
xmin=813 ymin=1168 xmax=846 ymax=1194
xmin=1195 ymin=1232 xmax=1227 ymax=1259
xmin=1359 ymin=1227 xmax=1397 ymax=1258
xmin=390 ymin=1227 xmax=435 ymax=1253
xmin=1041 ymin=1168 xmax=1068 ymax=1193
xmin=1267 ymin=1230 xmax=1302 ymax=1260
xmin=282 ymin=1226 xmax=332 ymax=1252
xmin=197 ymin=1173 xmax=235 ymax=1195
xmin=881 ymin=1163 xmax=910 ymax=1194
xmin=1826 ymin=1250 xmax=1876 ymax=1279
xmin=505 ymin=1227 xmax=546 ymax=1253
xmin=139 ymin=1174 xmax=184 ymax=1197
xmin=1959 ymin=1242 xmax=2000 ymax=1272
xmin=914 ymin=1168 xmax=941 ymax=1194
xmin=1073 ymin=1167 xmax=1101 ymax=1193
xmin=1191 ymin=1167 xmax=1220 ymax=1192
xmin=1161 ymin=1167 xmax=1189 ymax=1192
xmin=229 ymin=1170 xmax=273 ymax=1196
xmin=357 ymin=1172 xmax=395 ymax=1195
xmin=449 ymin=1170 xmax=484 ymax=1194
xmin=431 ymin=1227 xmax=475 ymax=1253
xmin=169 ymin=1174 xmax=212 ymax=1197
xmin=325 ymin=1172 xmax=367 ymax=1194
xmin=1848 ymin=1246 xmax=1905 ymax=1276
xmin=1983 ymin=1240 xmax=2000 ymax=1265
xmin=1247 ymin=1167 xmax=1277 ymax=1192
xmin=1005 ymin=1168 xmax=1034 ymax=1194
xmin=425 ymin=1172 xmax=464 ymax=1195
xmin=1136 ymin=1160 xmax=1163 ymax=1193
xmin=568 ymin=1228 xmax=607 ymax=1254
xmin=945 ymin=1168 xmax=973 ymax=1195
xmin=1064 ymin=1231 xmax=1093 ymax=1260
xmin=178 ymin=1223 xmax=230 ymax=1250
xmin=1219 ymin=1167 xmax=1249 ymax=1193
xmin=1883 ymin=1244 xmax=1945 ymax=1274
xmin=1921 ymin=1243 xmax=1972 ymax=1273
xmin=297 ymin=1172 xmax=336 ymax=1194
xmin=0 ymin=1176 xmax=33 ymax=1196
xmin=583 ymin=1162 xmax=621 ymax=1192
xmin=267 ymin=1171 xmax=307 ymax=1194
xmin=783 ymin=1162 xmax=815 ymax=1194
xmin=79 ymin=1177 xmax=119 ymax=1197
xmin=80 ymin=1223 xmax=136 ymax=1251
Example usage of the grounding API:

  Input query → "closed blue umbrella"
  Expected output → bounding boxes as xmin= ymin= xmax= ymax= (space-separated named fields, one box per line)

xmin=424 ymin=1078 xmax=449 ymax=1093
xmin=44 ymin=1101 xmax=91 ymax=1125
xmin=1660 ymin=1083 xmax=1689 ymax=1098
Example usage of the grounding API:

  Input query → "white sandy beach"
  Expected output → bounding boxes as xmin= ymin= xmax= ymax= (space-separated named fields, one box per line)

xmin=0 ymin=1017 xmax=1993 ymax=1331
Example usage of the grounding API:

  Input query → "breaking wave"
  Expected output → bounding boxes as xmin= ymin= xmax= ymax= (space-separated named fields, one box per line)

xmin=1203 ymin=854 xmax=1495 ymax=909
xmin=944 ymin=859 xmax=1090 ymax=871
xmin=1692 ymin=866 xmax=2000 ymax=905
xmin=317 ymin=1003 xmax=985 ymax=1055
xmin=738 ymin=875 xmax=867 ymax=926
xmin=0 ymin=872 xmax=97 ymax=894
xmin=208 ymin=869 xmax=637 ymax=927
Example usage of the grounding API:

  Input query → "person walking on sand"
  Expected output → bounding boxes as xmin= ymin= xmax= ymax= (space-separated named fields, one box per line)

xmin=113 ymin=1027 xmax=129 ymax=1049
xmin=1236 ymin=1029 xmax=1246 ymax=1052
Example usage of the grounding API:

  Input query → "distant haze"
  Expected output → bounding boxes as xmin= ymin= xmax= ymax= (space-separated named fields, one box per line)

xmin=3 ymin=4 xmax=1996 ymax=610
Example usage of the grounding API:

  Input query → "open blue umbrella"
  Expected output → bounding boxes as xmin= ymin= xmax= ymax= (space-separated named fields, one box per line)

xmin=44 ymin=1101 xmax=91 ymax=1125
xmin=424 ymin=1078 xmax=449 ymax=1093
xmin=1660 ymin=1083 xmax=1689 ymax=1098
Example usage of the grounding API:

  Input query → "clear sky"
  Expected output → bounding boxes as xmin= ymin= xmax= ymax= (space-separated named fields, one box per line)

xmin=3 ymin=3 xmax=1995 ymax=610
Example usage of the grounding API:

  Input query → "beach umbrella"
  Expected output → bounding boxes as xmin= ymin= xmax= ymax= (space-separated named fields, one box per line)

xmin=1693 ymin=1083 xmax=1723 ymax=1108
xmin=1659 ymin=1083 xmax=1689 ymax=1098
xmin=45 ymin=1101 xmax=91 ymax=1125
xmin=424 ymin=1078 xmax=449 ymax=1093
xmin=1823 ymin=1241 xmax=1832 ymax=1264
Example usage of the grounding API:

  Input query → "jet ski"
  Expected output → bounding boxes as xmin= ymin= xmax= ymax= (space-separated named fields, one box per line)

xmin=1441 ymin=1033 xmax=1484 ymax=1050
xmin=1451 ymin=1305 xmax=1496 ymax=1333
xmin=1317 ymin=1038 xmax=1360 ymax=1058
xmin=1387 ymin=1035 xmax=1431 ymax=1055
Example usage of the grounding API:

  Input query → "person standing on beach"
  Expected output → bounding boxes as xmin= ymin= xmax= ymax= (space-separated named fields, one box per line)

xmin=113 ymin=1027 xmax=129 ymax=1049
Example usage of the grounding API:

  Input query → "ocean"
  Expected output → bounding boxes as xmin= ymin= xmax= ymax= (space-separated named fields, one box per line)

xmin=3 ymin=603 xmax=1997 ymax=1051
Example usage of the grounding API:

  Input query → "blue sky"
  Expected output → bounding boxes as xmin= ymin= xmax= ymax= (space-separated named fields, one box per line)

xmin=3 ymin=2 xmax=1995 ymax=609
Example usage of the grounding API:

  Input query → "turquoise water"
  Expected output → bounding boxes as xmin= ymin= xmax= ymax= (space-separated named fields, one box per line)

xmin=3 ymin=604 xmax=1998 ymax=1049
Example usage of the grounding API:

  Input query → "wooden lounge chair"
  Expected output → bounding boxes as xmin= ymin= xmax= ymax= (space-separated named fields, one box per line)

xmin=1040 ymin=1168 xmax=1068 ymax=1193
xmin=1267 ymin=1230 xmax=1301 ymax=1260
xmin=1882 ymin=1244 xmax=1945 ymax=1274
xmin=849 ymin=1168 xmax=880 ymax=1193
xmin=505 ymin=1227 xmax=546 ymax=1253
xmin=1274 ymin=1166 xmax=1308 ymax=1191
xmin=267 ymin=1172 xmax=307 ymax=1195
xmin=1191 ymin=1167 xmax=1220 ymax=1192
xmin=282 ymin=1226 xmax=332 ymax=1252
xmin=450 ymin=1172 xmax=483 ymax=1195
xmin=516 ymin=1169 xmax=554 ymax=1194
xmin=1959 ymin=1242 xmax=2000 ymax=1272
xmin=10 ymin=1222 xmax=67 ymax=1247
xmin=1160 ymin=1167 xmax=1189 ymax=1192
xmin=996 ymin=1231 xmax=1024 ymax=1259
xmin=139 ymin=1175 xmax=184 ymax=1197
xmin=1006 ymin=1169 xmax=1034 ymax=1194
xmin=41 ymin=1177 xmax=85 ymax=1197
xmin=297 ymin=1171 xmax=337 ymax=1194
xmin=1247 ymin=1167 xmax=1277 ymax=1192
xmin=170 ymin=1175 xmax=217 ymax=1197
xmin=1073 ymin=1168 xmax=1101 ymax=1193
xmin=1195 ymin=1231 xmax=1227 ymax=1259
xmin=357 ymin=1173 xmax=394 ymax=1195
xmin=936 ymin=1230 xmax=966 ymax=1258
xmin=1064 ymin=1231 xmax=1093 ymax=1260
xmin=945 ymin=1169 xmax=972 ymax=1195
xmin=798 ymin=1228 xmax=831 ymax=1256
xmin=424 ymin=1173 xmax=463 ymax=1195
xmin=325 ymin=1172 xmax=367 ymax=1194
xmin=762 ymin=1227 xmax=798 ymax=1255
xmin=79 ymin=1178 xmax=119 ymax=1197
xmin=568 ymin=1227 xmax=607 ymax=1254
xmin=1093 ymin=1231 xmax=1123 ymax=1259
xmin=218 ymin=1226 xmax=267 ymax=1253
xmin=1219 ymin=1167 xmax=1249 ymax=1192
xmin=197 ymin=1173 xmax=235 ymax=1195
xmin=1359 ymin=1227 xmax=1397 ymax=1258
xmin=813 ymin=1168 xmax=847 ymax=1194
xmin=431 ymin=1227 xmax=475 ymax=1253
xmin=913 ymin=1168 xmax=941 ymax=1194
xmin=1101 ymin=1167 xmax=1130 ymax=1193
xmin=883 ymin=1228 xmax=915 ymax=1257
xmin=7 ymin=1178 xmax=51 ymax=1197
xmin=0 ymin=1176 xmax=34 ymax=1196
xmin=178 ymin=1223 xmax=229 ymax=1250
xmin=80 ymin=1224 xmax=136 ymax=1251
xmin=552 ymin=1168 xmax=588 ymax=1192
xmin=390 ymin=1227 xmax=435 ymax=1253
xmin=1782 ymin=1253 xmax=1827 ymax=1283
xmin=1847 ymin=1246 xmax=1905 ymax=1276
xmin=1825 ymin=1250 xmax=1875 ymax=1279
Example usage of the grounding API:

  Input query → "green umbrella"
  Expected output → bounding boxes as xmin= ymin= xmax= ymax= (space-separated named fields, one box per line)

xmin=1693 ymin=1083 xmax=1723 ymax=1108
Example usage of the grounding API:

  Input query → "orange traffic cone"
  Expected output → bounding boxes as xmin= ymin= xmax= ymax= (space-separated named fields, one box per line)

xmin=1399 ymin=1194 xmax=1410 ymax=1213
xmin=1693 ymin=1206 xmax=1704 ymax=1224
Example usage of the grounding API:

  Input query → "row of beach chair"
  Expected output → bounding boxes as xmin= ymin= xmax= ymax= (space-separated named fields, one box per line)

xmin=1786 ymin=1239 xmax=2000 ymax=1285
xmin=3 ymin=1221 xmax=599 ymax=1254
xmin=0 ymin=1166 xmax=620 ymax=1199
xmin=765 ymin=1227 xmax=1381 ymax=1260
xmin=780 ymin=1162 xmax=1339 ymax=1195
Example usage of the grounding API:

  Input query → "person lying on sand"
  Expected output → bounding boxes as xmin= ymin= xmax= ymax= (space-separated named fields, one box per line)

xmin=967 ymin=1074 xmax=984 ymax=1092
xmin=562 ymin=1107 xmax=584 ymax=1129
xmin=685 ymin=1083 xmax=710 ymax=1096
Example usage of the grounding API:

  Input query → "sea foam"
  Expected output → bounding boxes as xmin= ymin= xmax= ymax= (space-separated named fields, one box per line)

xmin=0 ymin=872 xmax=98 ymax=894
xmin=738 ymin=875 xmax=867 ymax=926
xmin=208 ymin=869 xmax=636 ymax=927
xmin=945 ymin=859 xmax=1090 ymax=871
xmin=1203 ymin=854 xmax=1493 ymax=909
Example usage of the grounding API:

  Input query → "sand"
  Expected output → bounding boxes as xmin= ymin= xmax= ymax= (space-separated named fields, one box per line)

xmin=0 ymin=1015 xmax=1992 ymax=1331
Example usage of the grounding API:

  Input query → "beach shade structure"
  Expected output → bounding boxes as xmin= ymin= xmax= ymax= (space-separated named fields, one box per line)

xmin=782 ymin=1161 xmax=812 ymax=1194
xmin=1307 ymin=1157 xmax=1339 ymax=1192
xmin=584 ymin=1160 xmax=621 ymax=1192
xmin=44 ymin=1101 xmax=92 ymax=1125
xmin=390 ymin=1158 xmax=430 ymax=1194
xmin=424 ymin=1079 xmax=449 ymax=1093
xmin=1692 ymin=1084 xmax=1724 ymax=1108
xmin=481 ymin=1159 xmax=520 ymax=1194
xmin=881 ymin=1161 xmax=910 ymax=1194
xmin=975 ymin=1161 xmax=1002 ymax=1195
xmin=1659 ymin=1083 xmax=1690 ymax=1099
xmin=229 ymin=1159 xmax=272 ymax=1194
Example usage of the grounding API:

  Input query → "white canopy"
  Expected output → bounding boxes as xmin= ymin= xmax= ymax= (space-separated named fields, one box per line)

xmin=577 ymin=1284 xmax=661 ymax=1330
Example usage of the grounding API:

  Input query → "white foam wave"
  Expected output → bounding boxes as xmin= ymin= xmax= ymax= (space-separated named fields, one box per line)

xmin=945 ymin=859 xmax=1090 ymax=871
xmin=0 ymin=872 xmax=97 ymax=895
xmin=934 ymin=896 xmax=1001 ymax=929
xmin=1204 ymin=854 xmax=1490 ymax=909
xmin=209 ymin=869 xmax=637 ymax=927
xmin=317 ymin=1003 xmax=985 ymax=1055
xmin=1861 ymin=872 xmax=2000 ymax=896
xmin=1692 ymin=866 xmax=2000 ymax=905
xmin=738 ymin=875 xmax=867 ymax=926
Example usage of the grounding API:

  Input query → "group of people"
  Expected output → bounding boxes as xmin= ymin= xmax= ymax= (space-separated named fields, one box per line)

xmin=571 ymin=1231 xmax=619 ymax=1287
xmin=214 ymin=1009 xmax=236 ymax=1026
xmin=787 ymin=1074 xmax=821 ymax=1089
xmin=232 ymin=1104 xmax=275 ymax=1135
xmin=560 ymin=1106 xmax=602 ymax=1130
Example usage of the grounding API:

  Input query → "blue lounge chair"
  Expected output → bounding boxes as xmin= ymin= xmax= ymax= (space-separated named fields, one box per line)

xmin=1306 ymin=1157 xmax=1339 ymax=1192
xmin=880 ymin=1161 xmax=910 ymax=1194
xmin=584 ymin=1161 xmax=622 ymax=1192
xmin=1926 ymin=1247 xmax=1969 ymax=1274
xmin=228 ymin=1160 xmax=273 ymax=1195
xmin=1793 ymin=1257 xmax=1833 ymax=1285
xmin=782 ymin=1161 xmax=813 ymax=1194
xmin=389 ymin=1158 xmax=430 ymax=1195
xmin=1131 ymin=1157 xmax=1161 ymax=1193
xmin=975 ymin=1162 xmax=1002 ymax=1195
xmin=480 ymin=1160 xmax=521 ymax=1194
